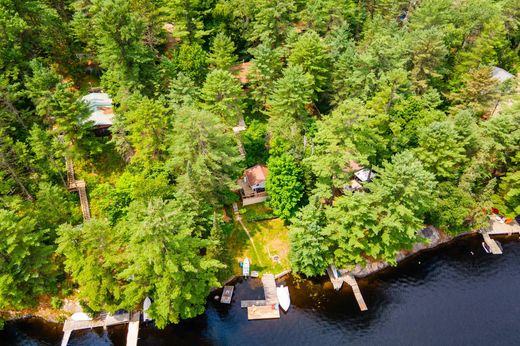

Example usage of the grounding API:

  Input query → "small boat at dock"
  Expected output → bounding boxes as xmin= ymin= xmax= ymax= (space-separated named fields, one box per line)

xmin=276 ymin=285 xmax=290 ymax=312
xmin=143 ymin=297 xmax=152 ymax=321
xmin=243 ymin=258 xmax=250 ymax=277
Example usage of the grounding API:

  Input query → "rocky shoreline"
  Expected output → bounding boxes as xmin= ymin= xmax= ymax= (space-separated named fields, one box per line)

xmin=346 ymin=227 xmax=474 ymax=278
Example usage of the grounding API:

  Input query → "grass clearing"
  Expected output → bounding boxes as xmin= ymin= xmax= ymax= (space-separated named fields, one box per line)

xmin=223 ymin=203 xmax=290 ymax=278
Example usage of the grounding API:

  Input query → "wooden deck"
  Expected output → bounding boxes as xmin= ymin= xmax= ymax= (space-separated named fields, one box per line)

xmin=247 ymin=304 xmax=280 ymax=320
xmin=220 ymin=286 xmax=234 ymax=304
xmin=63 ymin=312 xmax=130 ymax=332
xmin=62 ymin=312 xmax=140 ymax=346
xmin=482 ymin=233 xmax=503 ymax=255
xmin=485 ymin=218 xmax=520 ymax=235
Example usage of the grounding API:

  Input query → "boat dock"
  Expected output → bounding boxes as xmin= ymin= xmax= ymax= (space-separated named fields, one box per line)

xmin=327 ymin=266 xmax=368 ymax=312
xmin=241 ymin=273 xmax=281 ymax=320
xmin=126 ymin=312 xmax=140 ymax=346
xmin=61 ymin=312 xmax=140 ymax=346
xmin=479 ymin=218 xmax=520 ymax=255
xmin=326 ymin=266 xmax=343 ymax=290
xmin=247 ymin=304 xmax=280 ymax=320
xmin=482 ymin=233 xmax=503 ymax=255
xmin=262 ymin=274 xmax=278 ymax=304
xmin=220 ymin=286 xmax=234 ymax=304
xmin=344 ymin=274 xmax=368 ymax=311
xmin=486 ymin=218 xmax=520 ymax=236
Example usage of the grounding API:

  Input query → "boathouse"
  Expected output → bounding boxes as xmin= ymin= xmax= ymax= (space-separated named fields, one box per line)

xmin=238 ymin=164 xmax=268 ymax=206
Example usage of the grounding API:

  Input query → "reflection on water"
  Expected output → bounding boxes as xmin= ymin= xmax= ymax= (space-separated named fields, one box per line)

xmin=3 ymin=235 xmax=520 ymax=346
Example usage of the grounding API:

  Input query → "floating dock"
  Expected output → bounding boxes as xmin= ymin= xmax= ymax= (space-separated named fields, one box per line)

xmin=247 ymin=304 xmax=280 ymax=320
xmin=482 ymin=233 xmax=503 ymax=255
xmin=220 ymin=286 xmax=234 ymax=304
xmin=62 ymin=312 xmax=140 ymax=346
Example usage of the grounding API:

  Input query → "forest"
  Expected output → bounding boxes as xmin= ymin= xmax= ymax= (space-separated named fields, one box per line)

xmin=1 ymin=0 xmax=519 ymax=329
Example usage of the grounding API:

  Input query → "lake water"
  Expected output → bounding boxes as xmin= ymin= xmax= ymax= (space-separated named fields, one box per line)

xmin=3 ymin=234 xmax=520 ymax=346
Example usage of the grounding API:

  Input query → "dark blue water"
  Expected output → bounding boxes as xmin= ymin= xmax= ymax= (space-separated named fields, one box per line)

xmin=3 ymin=235 xmax=520 ymax=346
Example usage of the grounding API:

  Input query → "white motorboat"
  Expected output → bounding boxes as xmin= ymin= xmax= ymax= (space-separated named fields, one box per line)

xmin=276 ymin=285 xmax=290 ymax=312
xmin=143 ymin=296 xmax=152 ymax=321
xmin=243 ymin=258 xmax=250 ymax=277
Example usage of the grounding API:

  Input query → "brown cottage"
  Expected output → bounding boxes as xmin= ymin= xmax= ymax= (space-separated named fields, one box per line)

xmin=238 ymin=164 xmax=268 ymax=206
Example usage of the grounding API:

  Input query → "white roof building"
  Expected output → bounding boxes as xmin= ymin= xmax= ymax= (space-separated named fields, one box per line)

xmin=491 ymin=67 xmax=514 ymax=83
xmin=354 ymin=168 xmax=375 ymax=182
xmin=82 ymin=92 xmax=114 ymax=127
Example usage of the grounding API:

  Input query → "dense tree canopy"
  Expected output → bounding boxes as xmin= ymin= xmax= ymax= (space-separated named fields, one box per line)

xmin=1 ymin=0 xmax=519 ymax=329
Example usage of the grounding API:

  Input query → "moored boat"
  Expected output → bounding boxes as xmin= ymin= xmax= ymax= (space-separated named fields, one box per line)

xmin=276 ymin=285 xmax=290 ymax=312
xmin=243 ymin=258 xmax=250 ymax=277
xmin=143 ymin=297 xmax=152 ymax=322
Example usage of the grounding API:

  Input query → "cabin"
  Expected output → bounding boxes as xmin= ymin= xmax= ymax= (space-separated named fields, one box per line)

xmin=82 ymin=92 xmax=115 ymax=136
xmin=344 ymin=160 xmax=375 ymax=192
xmin=238 ymin=164 xmax=268 ymax=206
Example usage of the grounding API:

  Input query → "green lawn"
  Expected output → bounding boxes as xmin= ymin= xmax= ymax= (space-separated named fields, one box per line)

xmin=223 ymin=203 xmax=290 ymax=278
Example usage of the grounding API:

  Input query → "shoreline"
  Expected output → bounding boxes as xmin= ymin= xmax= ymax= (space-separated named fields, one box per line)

xmin=0 ymin=229 xmax=506 ymax=326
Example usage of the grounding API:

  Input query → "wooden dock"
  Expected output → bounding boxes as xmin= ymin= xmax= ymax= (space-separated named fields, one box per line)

xmin=241 ymin=300 xmax=267 ymax=308
xmin=482 ymin=233 xmax=503 ymax=255
xmin=247 ymin=304 xmax=280 ymax=320
xmin=326 ymin=266 xmax=343 ymax=291
xmin=240 ymin=273 xmax=281 ymax=320
xmin=486 ymin=218 xmax=520 ymax=236
xmin=220 ymin=286 xmax=234 ymax=304
xmin=326 ymin=266 xmax=368 ymax=311
xmin=62 ymin=312 xmax=140 ymax=346
xmin=126 ymin=312 xmax=140 ymax=346
xmin=344 ymin=274 xmax=368 ymax=311
xmin=262 ymin=274 xmax=278 ymax=304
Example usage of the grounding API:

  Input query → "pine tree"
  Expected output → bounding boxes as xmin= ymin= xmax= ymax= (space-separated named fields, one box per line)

xmin=56 ymin=219 xmax=122 ymax=312
xmin=116 ymin=198 xmax=224 ymax=328
xmin=208 ymin=33 xmax=238 ymax=70
xmin=167 ymin=106 xmax=242 ymax=206
xmin=288 ymin=30 xmax=332 ymax=95
xmin=200 ymin=69 xmax=244 ymax=125
xmin=267 ymin=65 xmax=313 ymax=155
xmin=247 ymin=40 xmax=284 ymax=106
xmin=0 ymin=208 xmax=55 ymax=310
